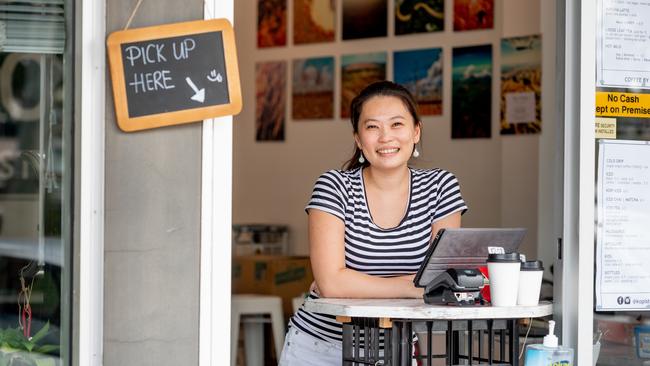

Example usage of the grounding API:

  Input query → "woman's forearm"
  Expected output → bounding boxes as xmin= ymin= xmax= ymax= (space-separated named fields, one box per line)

xmin=316 ymin=269 xmax=423 ymax=299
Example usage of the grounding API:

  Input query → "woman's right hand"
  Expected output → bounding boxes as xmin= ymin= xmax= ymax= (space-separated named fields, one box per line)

xmin=309 ymin=281 xmax=321 ymax=296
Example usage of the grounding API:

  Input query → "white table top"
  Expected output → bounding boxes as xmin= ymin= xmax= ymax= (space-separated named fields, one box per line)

xmin=304 ymin=298 xmax=553 ymax=320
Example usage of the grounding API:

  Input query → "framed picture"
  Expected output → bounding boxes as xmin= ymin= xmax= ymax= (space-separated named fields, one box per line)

xmin=294 ymin=0 xmax=335 ymax=44
xmin=453 ymin=0 xmax=493 ymax=31
xmin=452 ymin=45 xmax=492 ymax=138
xmin=500 ymin=35 xmax=542 ymax=135
xmin=256 ymin=61 xmax=286 ymax=141
xmin=342 ymin=0 xmax=387 ymax=40
xmin=292 ymin=57 xmax=334 ymax=119
xmin=395 ymin=0 xmax=444 ymax=35
xmin=341 ymin=52 xmax=387 ymax=118
xmin=258 ymin=0 xmax=287 ymax=47
xmin=394 ymin=48 xmax=443 ymax=116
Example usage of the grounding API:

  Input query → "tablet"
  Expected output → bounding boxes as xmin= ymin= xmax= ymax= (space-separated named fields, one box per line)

xmin=413 ymin=228 xmax=526 ymax=288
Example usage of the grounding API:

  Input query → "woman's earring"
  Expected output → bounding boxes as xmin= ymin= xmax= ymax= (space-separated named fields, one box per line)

xmin=412 ymin=147 xmax=420 ymax=158
xmin=358 ymin=153 xmax=365 ymax=164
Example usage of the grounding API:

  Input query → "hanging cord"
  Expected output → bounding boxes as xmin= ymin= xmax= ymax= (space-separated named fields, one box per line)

xmin=124 ymin=0 xmax=214 ymax=30
xmin=17 ymin=263 xmax=37 ymax=339
xmin=124 ymin=0 xmax=145 ymax=31
xmin=519 ymin=318 xmax=533 ymax=360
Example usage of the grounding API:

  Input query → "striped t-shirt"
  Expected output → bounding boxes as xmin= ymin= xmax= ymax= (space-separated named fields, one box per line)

xmin=289 ymin=167 xmax=468 ymax=344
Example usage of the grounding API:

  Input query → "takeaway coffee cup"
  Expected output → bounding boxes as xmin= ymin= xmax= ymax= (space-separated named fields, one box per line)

xmin=487 ymin=252 xmax=521 ymax=306
xmin=517 ymin=260 xmax=544 ymax=306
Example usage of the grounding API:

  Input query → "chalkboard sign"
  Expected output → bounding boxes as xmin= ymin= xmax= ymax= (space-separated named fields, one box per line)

xmin=107 ymin=19 xmax=241 ymax=132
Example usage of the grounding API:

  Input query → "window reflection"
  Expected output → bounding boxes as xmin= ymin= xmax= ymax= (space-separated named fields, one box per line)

xmin=0 ymin=52 xmax=66 ymax=366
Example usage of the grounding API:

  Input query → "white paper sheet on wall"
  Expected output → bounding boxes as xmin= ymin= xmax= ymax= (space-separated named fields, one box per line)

xmin=596 ymin=140 xmax=650 ymax=311
xmin=505 ymin=91 xmax=536 ymax=124
xmin=597 ymin=0 xmax=650 ymax=89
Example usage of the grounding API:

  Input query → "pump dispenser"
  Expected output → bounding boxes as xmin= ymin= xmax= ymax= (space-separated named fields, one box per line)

xmin=524 ymin=320 xmax=574 ymax=366
xmin=543 ymin=320 xmax=558 ymax=347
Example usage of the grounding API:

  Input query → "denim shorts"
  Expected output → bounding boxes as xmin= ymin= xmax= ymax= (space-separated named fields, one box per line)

xmin=278 ymin=327 xmax=342 ymax=366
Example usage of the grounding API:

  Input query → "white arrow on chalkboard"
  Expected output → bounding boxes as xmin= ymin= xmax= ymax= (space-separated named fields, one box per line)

xmin=185 ymin=77 xmax=205 ymax=103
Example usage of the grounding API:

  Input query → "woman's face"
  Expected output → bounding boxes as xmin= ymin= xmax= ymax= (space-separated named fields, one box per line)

xmin=354 ymin=95 xmax=421 ymax=171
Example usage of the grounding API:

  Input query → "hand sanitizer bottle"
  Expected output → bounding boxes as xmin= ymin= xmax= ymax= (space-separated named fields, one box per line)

xmin=524 ymin=320 xmax=574 ymax=366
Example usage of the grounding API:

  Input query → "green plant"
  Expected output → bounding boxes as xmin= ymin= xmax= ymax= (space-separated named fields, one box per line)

xmin=0 ymin=322 xmax=59 ymax=366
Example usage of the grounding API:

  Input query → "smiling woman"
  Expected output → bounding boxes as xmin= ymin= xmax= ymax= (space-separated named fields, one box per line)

xmin=277 ymin=81 xmax=468 ymax=365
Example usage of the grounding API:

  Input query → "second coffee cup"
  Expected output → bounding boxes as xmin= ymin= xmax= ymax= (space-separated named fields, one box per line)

xmin=517 ymin=260 xmax=544 ymax=306
xmin=487 ymin=252 xmax=521 ymax=306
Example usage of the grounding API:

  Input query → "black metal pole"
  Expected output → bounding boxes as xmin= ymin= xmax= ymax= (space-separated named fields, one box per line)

xmin=342 ymin=323 xmax=353 ymax=366
xmin=384 ymin=324 xmax=392 ymax=366
xmin=446 ymin=321 xmax=453 ymax=366
xmin=468 ymin=320 xmax=474 ymax=364
xmin=392 ymin=321 xmax=401 ymax=366
xmin=488 ymin=319 xmax=493 ymax=364
xmin=510 ymin=320 xmax=520 ymax=366
xmin=400 ymin=322 xmax=411 ymax=366
xmin=427 ymin=321 xmax=433 ymax=366
xmin=478 ymin=324 xmax=483 ymax=363
xmin=452 ymin=323 xmax=460 ymax=365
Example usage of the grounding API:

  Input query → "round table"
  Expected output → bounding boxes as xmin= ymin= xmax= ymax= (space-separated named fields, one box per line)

xmin=304 ymin=299 xmax=553 ymax=366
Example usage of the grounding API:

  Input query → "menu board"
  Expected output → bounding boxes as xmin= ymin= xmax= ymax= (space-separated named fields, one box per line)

xmin=596 ymin=140 xmax=650 ymax=311
xmin=597 ymin=0 xmax=650 ymax=89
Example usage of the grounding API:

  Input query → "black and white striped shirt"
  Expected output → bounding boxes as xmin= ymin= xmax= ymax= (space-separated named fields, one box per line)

xmin=289 ymin=167 xmax=468 ymax=344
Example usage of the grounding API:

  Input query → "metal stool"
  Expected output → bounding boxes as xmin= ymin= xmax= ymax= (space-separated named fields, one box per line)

xmin=231 ymin=294 xmax=285 ymax=366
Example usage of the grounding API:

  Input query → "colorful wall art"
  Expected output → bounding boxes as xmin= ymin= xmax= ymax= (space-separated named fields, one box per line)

xmin=395 ymin=0 xmax=444 ymax=35
xmin=453 ymin=0 xmax=493 ymax=31
xmin=394 ymin=48 xmax=443 ymax=116
xmin=256 ymin=61 xmax=286 ymax=141
xmin=342 ymin=0 xmax=387 ymax=40
xmin=452 ymin=45 xmax=492 ymax=138
xmin=292 ymin=57 xmax=335 ymax=119
xmin=341 ymin=52 xmax=387 ymax=118
xmin=500 ymin=35 xmax=542 ymax=135
xmin=257 ymin=0 xmax=287 ymax=47
xmin=294 ymin=0 xmax=335 ymax=44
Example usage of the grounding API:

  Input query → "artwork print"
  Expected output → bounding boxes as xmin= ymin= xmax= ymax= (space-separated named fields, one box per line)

xmin=294 ymin=0 xmax=335 ymax=44
xmin=258 ymin=0 xmax=287 ymax=47
xmin=394 ymin=48 xmax=443 ymax=115
xmin=453 ymin=0 xmax=493 ymax=31
xmin=342 ymin=0 xmax=387 ymax=40
xmin=501 ymin=35 xmax=542 ymax=135
xmin=341 ymin=53 xmax=387 ymax=119
xmin=395 ymin=0 xmax=444 ymax=35
xmin=292 ymin=57 xmax=334 ymax=119
xmin=452 ymin=45 xmax=492 ymax=139
xmin=256 ymin=61 xmax=286 ymax=141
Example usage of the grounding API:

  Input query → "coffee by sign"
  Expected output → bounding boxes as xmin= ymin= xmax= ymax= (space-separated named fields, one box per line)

xmin=107 ymin=19 xmax=241 ymax=131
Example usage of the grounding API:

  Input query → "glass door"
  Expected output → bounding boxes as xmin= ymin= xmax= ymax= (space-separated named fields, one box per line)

xmin=592 ymin=0 xmax=650 ymax=365
xmin=0 ymin=1 xmax=73 ymax=365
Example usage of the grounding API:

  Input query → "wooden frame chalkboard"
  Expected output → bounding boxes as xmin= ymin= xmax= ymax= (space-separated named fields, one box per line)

xmin=107 ymin=19 xmax=242 ymax=132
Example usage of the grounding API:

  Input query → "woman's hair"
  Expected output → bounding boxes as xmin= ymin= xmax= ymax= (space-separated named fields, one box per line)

xmin=342 ymin=80 xmax=422 ymax=171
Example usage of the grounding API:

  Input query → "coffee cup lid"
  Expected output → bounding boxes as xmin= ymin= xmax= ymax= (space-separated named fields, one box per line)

xmin=487 ymin=252 xmax=520 ymax=263
xmin=520 ymin=260 xmax=544 ymax=271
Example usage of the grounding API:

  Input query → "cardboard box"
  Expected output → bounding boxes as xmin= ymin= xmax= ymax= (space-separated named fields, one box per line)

xmin=232 ymin=255 xmax=313 ymax=316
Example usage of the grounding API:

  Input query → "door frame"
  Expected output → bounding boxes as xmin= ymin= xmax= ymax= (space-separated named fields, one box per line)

xmin=199 ymin=1 xmax=235 ymax=365
xmin=77 ymin=0 xmax=107 ymax=365
xmin=557 ymin=0 xmax=596 ymax=364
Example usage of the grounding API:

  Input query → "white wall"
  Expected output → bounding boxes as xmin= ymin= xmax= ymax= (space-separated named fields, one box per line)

xmin=233 ymin=0 xmax=553 ymax=258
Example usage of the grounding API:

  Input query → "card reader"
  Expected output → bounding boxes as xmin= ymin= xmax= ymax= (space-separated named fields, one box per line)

xmin=423 ymin=268 xmax=487 ymax=306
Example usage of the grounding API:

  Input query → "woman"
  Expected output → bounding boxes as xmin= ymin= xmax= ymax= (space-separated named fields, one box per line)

xmin=279 ymin=81 xmax=468 ymax=365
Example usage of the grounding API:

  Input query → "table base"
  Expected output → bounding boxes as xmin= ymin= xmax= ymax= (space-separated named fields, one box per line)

xmin=341 ymin=318 xmax=520 ymax=366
